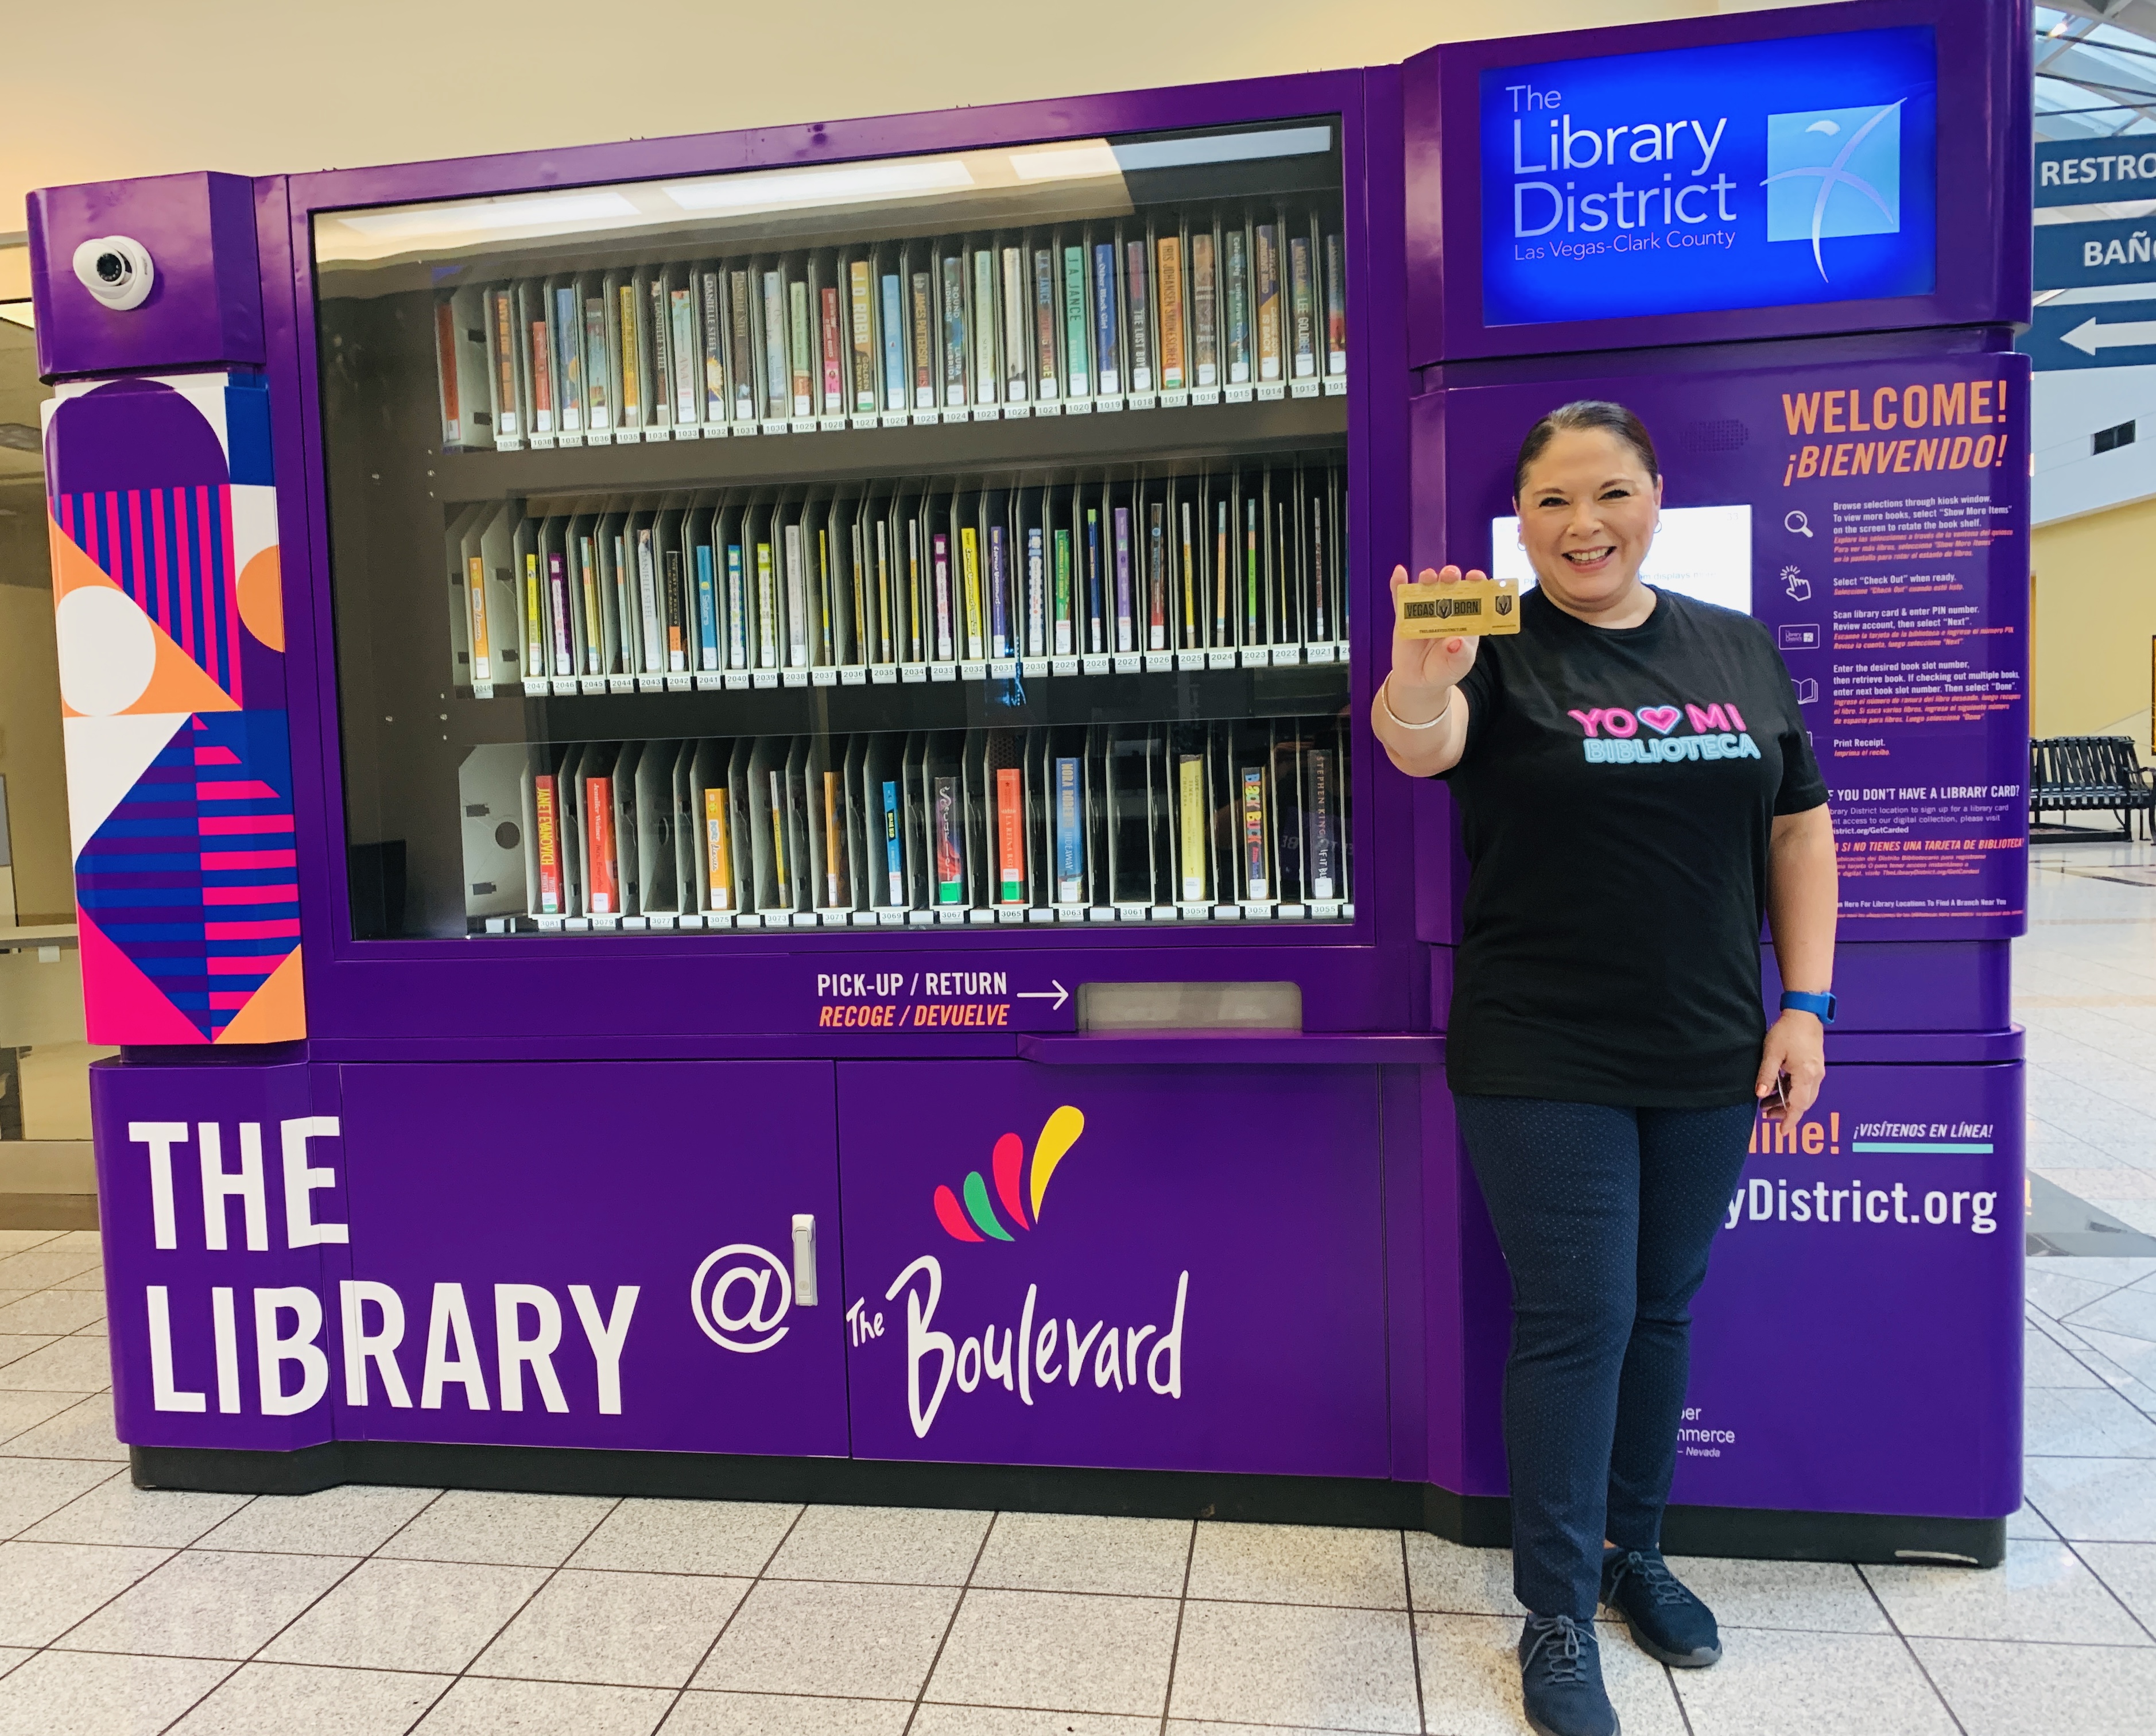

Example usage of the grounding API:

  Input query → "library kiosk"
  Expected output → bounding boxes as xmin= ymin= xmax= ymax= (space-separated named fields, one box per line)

xmin=33 ymin=0 xmax=2030 ymax=1563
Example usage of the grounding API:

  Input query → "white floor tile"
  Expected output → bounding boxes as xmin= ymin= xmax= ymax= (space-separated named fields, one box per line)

xmin=970 ymin=1512 xmax=1191 ymax=1598
xmin=661 ymin=1692 xmax=911 ymax=1734
xmin=1167 ymin=1600 xmax=1420 ymax=1732
xmin=164 ymin=1661 xmax=449 ymax=1735
xmin=762 ymin=1505 xmax=991 ymax=1587
xmin=410 ymin=1675 xmax=673 ymax=1735
xmin=0 ymin=1392 xmax=123 ymax=1462
xmin=1404 ymin=1534 xmax=1518 ymax=1616
xmin=2025 ymin=1456 xmax=2156 ymax=1542
xmin=1864 ymin=1539 xmax=2150 ymax=1645
xmin=0 ymin=1540 xmax=173 ymax=1647
xmin=925 ymin=1587 xmax=1178 ymax=1716
xmin=1912 ymin=1636 xmax=2156 ymax=1736
xmin=1670 ymin=1628 xmax=1958 ymax=1735
xmin=567 ymin=1498 xmax=800 ymax=1578
xmin=53 ymin=1547 xmax=355 ymax=1660
xmin=471 ymin=1566 xmax=747 ymax=1688
xmin=2074 ymin=1540 xmax=2156 ymax=1633
xmin=692 ymin=1578 xmax=956 ymax=1700
xmin=0 ymin=1647 xmax=232 ymax=1736
xmin=0 ymin=1458 xmax=122 ymax=1539
xmin=376 ymin=1489 xmax=618 ymax=1568
xmin=1658 ymin=1556 xmax=1891 ymax=1634
xmin=17 ymin=1477 xmax=249 ymax=1549
xmin=1185 ymin=1522 xmax=1408 ymax=1609
xmin=193 ymin=1485 xmax=441 ymax=1557
xmin=258 ymin=1557 xmax=549 ymax=1673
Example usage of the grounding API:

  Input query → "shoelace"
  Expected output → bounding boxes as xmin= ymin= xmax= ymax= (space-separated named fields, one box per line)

xmin=1607 ymin=1549 xmax=1692 ymax=1607
xmin=1522 ymin=1614 xmax=1591 ymax=1686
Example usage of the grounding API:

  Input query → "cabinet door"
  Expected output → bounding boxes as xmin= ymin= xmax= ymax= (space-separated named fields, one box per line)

xmin=837 ymin=1059 xmax=1387 ymax=1477
xmin=338 ymin=1060 xmax=844 ymax=1456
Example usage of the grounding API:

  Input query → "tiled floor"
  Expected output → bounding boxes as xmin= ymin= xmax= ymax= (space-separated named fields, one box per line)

xmin=2 ymin=838 xmax=2154 ymax=1734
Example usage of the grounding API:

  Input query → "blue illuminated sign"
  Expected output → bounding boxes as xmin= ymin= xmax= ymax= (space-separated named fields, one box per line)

xmin=1479 ymin=26 xmax=1937 ymax=327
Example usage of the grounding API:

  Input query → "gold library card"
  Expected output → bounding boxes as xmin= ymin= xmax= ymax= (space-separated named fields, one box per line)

xmin=1395 ymin=576 xmax=1521 ymax=637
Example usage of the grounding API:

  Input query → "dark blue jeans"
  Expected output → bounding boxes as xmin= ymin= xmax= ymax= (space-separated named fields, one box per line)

xmin=1455 ymin=1094 xmax=1755 ymax=1621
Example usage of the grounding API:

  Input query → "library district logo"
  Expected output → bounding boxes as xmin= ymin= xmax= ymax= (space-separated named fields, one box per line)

xmin=1764 ymin=102 xmax=1903 ymax=281
xmin=874 ymin=1105 xmax=1192 ymax=1439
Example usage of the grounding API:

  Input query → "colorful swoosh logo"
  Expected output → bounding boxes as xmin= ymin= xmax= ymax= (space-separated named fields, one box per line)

xmin=933 ymin=1106 xmax=1084 ymax=1243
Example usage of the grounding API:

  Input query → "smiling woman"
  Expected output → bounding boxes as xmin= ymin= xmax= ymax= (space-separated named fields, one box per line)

xmin=1373 ymin=397 xmax=1840 ymax=1736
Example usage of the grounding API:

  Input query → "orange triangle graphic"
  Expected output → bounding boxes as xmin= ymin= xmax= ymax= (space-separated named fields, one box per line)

xmin=214 ymin=943 xmax=307 ymax=1045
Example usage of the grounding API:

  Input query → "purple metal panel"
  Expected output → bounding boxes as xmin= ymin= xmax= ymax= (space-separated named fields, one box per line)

xmin=28 ymin=172 xmax=265 ymax=378
xmin=1763 ymin=940 xmax=2011 ymax=1033
xmin=836 ymin=1059 xmax=1390 ymax=1477
xmin=1017 ymin=1033 xmax=1442 ymax=1066
xmin=1401 ymin=0 xmax=2031 ymax=365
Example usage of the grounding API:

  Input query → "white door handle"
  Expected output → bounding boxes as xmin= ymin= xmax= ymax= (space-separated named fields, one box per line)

xmin=791 ymin=1214 xmax=818 ymax=1306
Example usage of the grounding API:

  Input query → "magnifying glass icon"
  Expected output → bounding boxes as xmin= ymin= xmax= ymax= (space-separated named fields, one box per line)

xmin=1785 ymin=510 xmax=1813 ymax=537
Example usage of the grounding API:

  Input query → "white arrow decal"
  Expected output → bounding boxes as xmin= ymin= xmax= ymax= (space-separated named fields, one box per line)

xmin=1014 ymin=979 xmax=1069 ymax=1010
xmin=2062 ymin=315 xmax=2156 ymax=355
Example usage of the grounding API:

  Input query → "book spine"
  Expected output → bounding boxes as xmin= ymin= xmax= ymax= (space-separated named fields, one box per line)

xmin=1124 ymin=239 xmax=1152 ymax=392
xmin=1192 ymin=234 xmax=1217 ymax=387
xmin=491 ymin=290 xmax=520 ymax=436
xmin=823 ymin=770 xmax=846 ymax=906
xmin=1225 ymin=232 xmax=1250 ymax=384
xmin=727 ymin=544 xmax=748 ymax=669
xmin=910 ymin=272 xmax=936 ymax=408
xmin=617 ymin=284 xmax=642 ymax=428
xmin=1305 ymin=749 xmax=1334 ymax=899
xmin=960 ymin=525 xmax=984 ymax=660
xmin=783 ymin=524 xmax=810 ymax=666
xmin=1001 ymin=247 xmax=1028 ymax=400
xmin=704 ymin=786 xmax=733 ymax=910
xmin=1091 ymin=243 xmax=1119 ymax=394
xmin=1288 ymin=236 xmax=1316 ymax=379
xmin=882 ymin=780 xmax=905 ymax=905
xmin=768 ymin=769 xmax=790 ymax=901
xmin=435 ymin=301 xmax=461 ymax=441
xmin=529 ymin=319 xmax=553 ymax=430
xmin=1061 ymin=247 xmax=1089 ymax=394
xmin=1214 ymin=502 xmax=1230 ymax=646
xmin=670 ymin=288 xmax=698 ymax=423
xmin=1034 ymin=249 xmax=1060 ymax=398
xmin=1240 ymin=765 xmax=1267 ymax=900
xmin=1157 ymin=237 xmax=1185 ymax=390
xmin=1026 ymin=525 xmax=1045 ymax=657
xmin=1054 ymin=757 xmax=1083 ymax=901
xmin=1255 ymin=225 xmax=1282 ymax=382
xmin=1147 ymin=503 xmax=1166 ymax=650
xmin=850 ymin=262 xmax=877 ymax=412
xmin=701 ymin=273 xmax=726 ymax=420
xmin=987 ymin=525 xmax=1008 ymax=658
xmin=932 ymin=531 xmax=954 ymax=660
xmin=875 ymin=521 xmax=894 ymax=662
xmin=465 ymin=554 xmax=491 ymax=681
xmin=996 ymin=766 xmax=1024 ymax=904
xmin=820 ymin=285 xmax=844 ymax=413
xmin=1085 ymin=509 xmax=1103 ymax=653
xmin=1053 ymin=528 xmax=1072 ymax=654
xmin=933 ymin=775 xmax=964 ymax=904
xmin=534 ymin=776 xmax=562 ymax=913
xmin=972 ymin=249 xmax=999 ymax=404
xmin=1112 ymin=506 xmax=1133 ymax=653
xmin=665 ymin=545 xmax=686 ymax=669
xmin=1245 ymin=499 xmax=1260 ymax=644
xmin=583 ymin=297 xmax=611 ymax=431
xmin=1324 ymin=235 xmax=1348 ymax=377
xmin=546 ymin=551 xmax=573 ymax=675
xmin=1178 ymin=755 xmax=1206 ymax=901
xmin=788 ymin=280 xmax=813 ymax=416
xmin=523 ymin=550 xmax=545 ymax=674
xmin=729 ymin=272 xmax=755 ymax=419
xmin=575 ymin=539 xmax=601 ymax=673
xmin=940 ymin=255 xmax=968 ymax=407
xmin=553 ymin=286 xmax=583 ymax=429
xmin=636 ymin=529 xmax=663 ymax=671
xmin=695 ymin=544 xmax=720 ymax=669
xmin=1180 ymin=502 xmax=1197 ymax=649
xmin=586 ymin=776 xmax=618 ymax=912
xmin=755 ymin=541 xmax=778 ymax=666
xmin=880 ymin=273 xmax=907 ymax=410
xmin=761 ymin=272 xmax=790 ymax=418
xmin=646 ymin=279 xmax=670 ymax=425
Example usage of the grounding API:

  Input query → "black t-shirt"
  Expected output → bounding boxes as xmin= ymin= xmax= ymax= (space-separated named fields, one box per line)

xmin=1438 ymin=585 xmax=1828 ymax=1107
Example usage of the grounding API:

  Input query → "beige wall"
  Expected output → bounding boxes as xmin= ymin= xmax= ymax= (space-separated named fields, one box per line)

xmin=1 ymin=0 xmax=1805 ymax=223
xmin=2033 ymin=495 xmax=2156 ymax=753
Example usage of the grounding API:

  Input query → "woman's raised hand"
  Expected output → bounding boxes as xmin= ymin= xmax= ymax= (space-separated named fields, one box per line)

xmin=1386 ymin=564 xmax=1484 ymax=722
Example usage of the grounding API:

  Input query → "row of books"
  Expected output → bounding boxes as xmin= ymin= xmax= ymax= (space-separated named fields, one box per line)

xmin=466 ymin=720 xmax=1351 ymax=932
xmin=448 ymin=464 xmax=1349 ymax=696
xmin=432 ymin=206 xmax=1348 ymax=453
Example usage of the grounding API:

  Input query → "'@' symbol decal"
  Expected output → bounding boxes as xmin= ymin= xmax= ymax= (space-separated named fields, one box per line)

xmin=933 ymin=1106 xmax=1085 ymax=1243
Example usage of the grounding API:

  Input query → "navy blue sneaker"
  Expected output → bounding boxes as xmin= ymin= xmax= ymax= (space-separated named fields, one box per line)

xmin=1518 ymin=1614 xmax=1619 ymax=1736
xmin=1600 ymin=1547 xmax=1721 ymax=1667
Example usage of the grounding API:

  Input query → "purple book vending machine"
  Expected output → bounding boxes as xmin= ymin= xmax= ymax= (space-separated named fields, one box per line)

xmin=28 ymin=0 xmax=2028 ymax=1562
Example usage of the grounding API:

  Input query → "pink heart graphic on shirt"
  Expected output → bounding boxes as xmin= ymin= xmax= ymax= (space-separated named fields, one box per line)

xmin=1637 ymin=706 xmax=1683 ymax=735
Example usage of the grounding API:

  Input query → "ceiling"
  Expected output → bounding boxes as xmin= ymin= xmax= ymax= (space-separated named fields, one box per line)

xmin=2038 ymin=3 xmax=2156 ymax=138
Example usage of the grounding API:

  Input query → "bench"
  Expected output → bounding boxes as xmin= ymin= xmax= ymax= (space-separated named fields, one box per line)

xmin=2030 ymin=736 xmax=2155 ymax=840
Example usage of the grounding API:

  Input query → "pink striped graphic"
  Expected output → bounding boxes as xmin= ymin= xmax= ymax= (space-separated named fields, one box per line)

xmin=203 ymin=884 xmax=297 ymax=905
xmin=193 ymin=747 xmax=242 ymax=766
xmin=198 ymin=815 xmax=295 ymax=836
xmin=196 ymin=780 xmax=281 ymax=801
xmin=200 ymin=849 xmax=297 ymax=870
xmin=205 ymin=920 xmax=301 ymax=940
xmin=219 ymin=480 xmax=242 ymax=705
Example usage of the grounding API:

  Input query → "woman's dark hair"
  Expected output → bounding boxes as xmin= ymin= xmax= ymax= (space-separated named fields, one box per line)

xmin=1512 ymin=400 xmax=1660 ymax=498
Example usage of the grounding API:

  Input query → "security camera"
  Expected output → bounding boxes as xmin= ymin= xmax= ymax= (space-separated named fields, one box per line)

xmin=71 ymin=237 xmax=156 ymax=311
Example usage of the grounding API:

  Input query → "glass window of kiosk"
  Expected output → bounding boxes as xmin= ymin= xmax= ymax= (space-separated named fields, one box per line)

xmin=312 ymin=121 xmax=1353 ymax=940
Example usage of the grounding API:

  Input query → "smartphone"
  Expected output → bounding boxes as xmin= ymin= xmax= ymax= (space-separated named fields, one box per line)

xmin=1762 ymin=1071 xmax=1791 ymax=1114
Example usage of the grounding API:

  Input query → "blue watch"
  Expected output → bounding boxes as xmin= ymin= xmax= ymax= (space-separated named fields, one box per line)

xmin=1779 ymin=990 xmax=1836 ymax=1025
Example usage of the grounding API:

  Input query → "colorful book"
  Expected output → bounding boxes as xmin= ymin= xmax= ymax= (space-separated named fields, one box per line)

xmin=701 ymin=272 xmax=727 ymax=421
xmin=755 ymin=541 xmax=778 ymax=666
xmin=768 ymin=769 xmax=790 ymax=901
xmin=996 ymin=766 xmax=1024 ymax=903
xmin=1254 ymin=224 xmax=1282 ymax=382
xmin=987 ymin=525 xmax=1008 ymax=658
xmin=728 ymin=271 xmax=755 ymax=419
xmin=1178 ymin=754 xmax=1207 ymax=901
xmin=1224 ymin=231 xmax=1251 ymax=385
xmin=463 ymin=555 xmax=491 ymax=684
xmin=1288 ymin=237 xmax=1316 ymax=380
xmin=960 ymin=525 xmax=984 ymax=659
xmin=1192 ymin=233 xmax=1218 ymax=388
xmin=572 ymin=538 xmax=598 ymax=673
xmin=1026 ymin=525 xmax=1046 ymax=657
xmin=635 ymin=528 xmax=664 ymax=672
xmin=933 ymin=776 xmax=964 ymax=904
xmin=1034 ymin=249 xmax=1060 ymax=397
xmin=553 ymin=286 xmax=583 ymax=432
xmin=1085 ymin=509 xmax=1104 ymax=653
xmin=1180 ymin=502 xmax=1197 ymax=649
xmin=534 ymin=776 xmax=563 ymax=913
xmin=820 ymin=285 xmax=844 ymax=414
xmin=1112 ymin=506 xmax=1133 ymax=653
xmin=788 ymin=280 xmax=813 ymax=416
xmin=704 ymin=786 xmax=733 ymax=910
xmin=581 ymin=297 xmax=611 ymax=432
xmin=850 ymin=262 xmax=878 ymax=412
xmin=932 ymin=530 xmax=955 ymax=660
xmin=586 ymin=776 xmax=619 ymax=913
xmin=910 ymin=271 xmax=936 ymax=408
xmin=1092 ymin=243 xmax=1119 ymax=394
xmin=664 ymin=542 xmax=686 ymax=669
xmin=1305 ymin=748 xmax=1335 ymax=900
xmin=1054 ymin=757 xmax=1084 ymax=901
xmin=881 ymin=273 xmax=908 ymax=410
xmin=646 ymin=278 xmax=671 ymax=424
xmin=670 ymin=288 xmax=699 ymax=424
xmin=761 ymin=272 xmax=790 ymax=418
xmin=782 ymin=523 xmax=811 ymax=666
xmin=1147 ymin=503 xmax=1167 ymax=650
xmin=523 ymin=549 xmax=545 ymax=675
xmin=1324 ymin=236 xmax=1348 ymax=376
xmin=823 ymin=770 xmax=847 ymax=906
xmin=1061 ymin=247 xmax=1089 ymax=394
xmin=940 ymin=255 xmax=968 ymax=406
xmin=1053 ymin=528 xmax=1073 ymax=654
xmin=546 ymin=549 xmax=573 ymax=674
xmin=1214 ymin=501 xmax=1231 ymax=646
xmin=618 ymin=284 xmax=643 ymax=429
xmin=1124 ymin=239 xmax=1153 ymax=392
xmin=1157 ymin=237 xmax=1185 ymax=390
xmin=1001 ymin=247 xmax=1029 ymax=401
xmin=1239 ymin=765 xmax=1268 ymax=900
xmin=726 ymin=543 xmax=748 ymax=669
xmin=529 ymin=320 xmax=553 ymax=432
xmin=695 ymin=543 xmax=720 ymax=670
xmin=491 ymin=290 xmax=519 ymax=437
xmin=972 ymin=250 xmax=999 ymax=403
xmin=882 ymin=779 xmax=905 ymax=905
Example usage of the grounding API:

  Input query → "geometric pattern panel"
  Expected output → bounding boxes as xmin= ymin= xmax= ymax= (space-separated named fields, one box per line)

xmin=45 ymin=371 xmax=304 ymax=1044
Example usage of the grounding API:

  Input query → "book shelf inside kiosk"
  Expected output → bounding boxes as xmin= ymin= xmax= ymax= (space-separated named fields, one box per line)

xmin=313 ymin=121 xmax=1354 ymax=941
